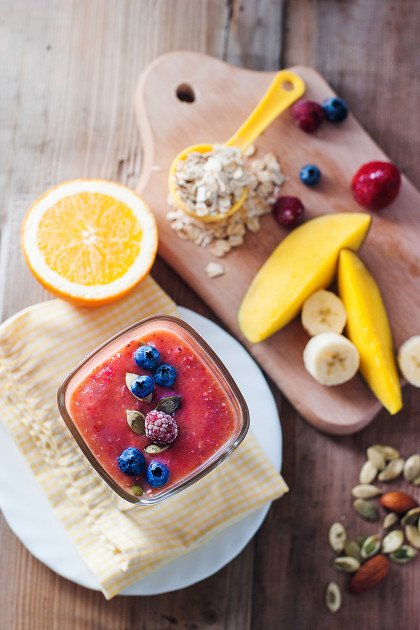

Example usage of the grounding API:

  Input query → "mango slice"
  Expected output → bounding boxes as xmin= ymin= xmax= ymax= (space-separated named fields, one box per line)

xmin=337 ymin=249 xmax=402 ymax=414
xmin=238 ymin=212 xmax=371 ymax=343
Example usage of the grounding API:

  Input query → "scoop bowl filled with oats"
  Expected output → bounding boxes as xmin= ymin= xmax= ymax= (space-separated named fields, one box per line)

xmin=168 ymin=69 xmax=305 ymax=222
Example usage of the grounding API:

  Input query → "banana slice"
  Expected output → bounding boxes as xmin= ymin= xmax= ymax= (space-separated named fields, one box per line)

xmin=301 ymin=290 xmax=347 ymax=336
xmin=303 ymin=332 xmax=360 ymax=386
xmin=398 ymin=336 xmax=420 ymax=387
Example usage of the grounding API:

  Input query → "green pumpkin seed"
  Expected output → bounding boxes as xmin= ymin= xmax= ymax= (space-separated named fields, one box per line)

xmin=367 ymin=446 xmax=386 ymax=471
xmin=325 ymin=582 xmax=341 ymax=613
xmin=361 ymin=534 xmax=381 ymax=559
xmin=353 ymin=498 xmax=379 ymax=521
xmin=131 ymin=485 xmax=143 ymax=496
xmin=351 ymin=484 xmax=382 ymax=499
xmin=333 ymin=556 xmax=360 ymax=573
xmin=390 ymin=544 xmax=417 ymax=563
xmin=371 ymin=444 xmax=400 ymax=461
xmin=403 ymin=454 xmax=420 ymax=482
xmin=126 ymin=410 xmax=145 ymax=435
xmin=378 ymin=458 xmax=404 ymax=482
xmin=383 ymin=512 xmax=399 ymax=529
xmin=344 ymin=540 xmax=362 ymax=562
xmin=328 ymin=522 xmax=347 ymax=552
xmin=405 ymin=524 xmax=420 ymax=549
xmin=359 ymin=460 xmax=378 ymax=484
xmin=401 ymin=507 xmax=420 ymax=526
xmin=382 ymin=529 xmax=404 ymax=554
xmin=145 ymin=443 xmax=170 ymax=454
xmin=155 ymin=395 xmax=182 ymax=415
xmin=125 ymin=373 xmax=153 ymax=402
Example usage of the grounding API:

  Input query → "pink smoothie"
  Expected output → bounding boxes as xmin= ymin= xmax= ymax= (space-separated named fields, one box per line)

xmin=69 ymin=326 xmax=239 ymax=497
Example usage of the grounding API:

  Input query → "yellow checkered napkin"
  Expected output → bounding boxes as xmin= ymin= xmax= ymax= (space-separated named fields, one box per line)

xmin=0 ymin=276 xmax=287 ymax=598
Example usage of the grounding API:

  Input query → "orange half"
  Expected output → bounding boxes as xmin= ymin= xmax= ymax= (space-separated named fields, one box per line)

xmin=21 ymin=179 xmax=158 ymax=306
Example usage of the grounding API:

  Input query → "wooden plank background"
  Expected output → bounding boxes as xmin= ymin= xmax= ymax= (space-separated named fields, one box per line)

xmin=0 ymin=1 xmax=419 ymax=628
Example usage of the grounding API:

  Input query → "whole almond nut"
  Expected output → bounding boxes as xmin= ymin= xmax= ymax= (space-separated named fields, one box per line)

xmin=349 ymin=555 xmax=389 ymax=594
xmin=380 ymin=491 xmax=418 ymax=514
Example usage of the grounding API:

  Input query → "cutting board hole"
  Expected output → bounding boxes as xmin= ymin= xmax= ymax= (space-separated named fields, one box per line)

xmin=282 ymin=80 xmax=294 ymax=91
xmin=176 ymin=83 xmax=195 ymax=103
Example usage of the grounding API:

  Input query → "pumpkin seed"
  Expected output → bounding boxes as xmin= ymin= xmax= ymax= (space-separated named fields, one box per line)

xmin=367 ymin=446 xmax=386 ymax=471
xmin=403 ymin=454 xmax=420 ymax=482
xmin=359 ymin=460 xmax=378 ymax=484
xmin=145 ymin=444 xmax=170 ymax=454
xmin=378 ymin=458 xmax=405 ymax=482
xmin=371 ymin=444 xmax=400 ymax=461
xmin=155 ymin=395 xmax=182 ymax=415
xmin=333 ymin=556 xmax=360 ymax=573
xmin=382 ymin=529 xmax=404 ymax=554
xmin=353 ymin=498 xmax=379 ymax=521
xmin=401 ymin=507 xmax=420 ymax=526
xmin=126 ymin=410 xmax=145 ymax=435
xmin=351 ymin=484 xmax=382 ymax=499
xmin=383 ymin=512 xmax=399 ymax=529
xmin=125 ymin=373 xmax=153 ymax=402
xmin=390 ymin=544 xmax=417 ymax=563
xmin=344 ymin=539 xmax=362 ymax=562
xmin=405 ymin=524 xmax=420 ymax=549
xmin=328 ymin=522 xmax=347 ymax=552
xmin=131 ymin=485 xmax=143 ymax=496
xmin=361 ymin=534 xmax=381 ymax=559
xmin=325 ymin=581 xmax=341 ymax=613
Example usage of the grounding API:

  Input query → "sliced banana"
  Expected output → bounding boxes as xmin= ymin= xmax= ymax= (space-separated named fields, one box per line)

xmin=398 ymin=335 xmax=420 ymax=387
xmin=301 ymin=290 xmax=347 ymax=337
xmin=303 ymin=332 xmax=359 ymax=386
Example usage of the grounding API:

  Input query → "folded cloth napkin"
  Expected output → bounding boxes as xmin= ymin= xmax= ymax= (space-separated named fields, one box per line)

xmin=0 ymin=276 xmax=287 ymax=598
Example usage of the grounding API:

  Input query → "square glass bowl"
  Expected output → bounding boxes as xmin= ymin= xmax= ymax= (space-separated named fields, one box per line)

xmin=57 ymin=315 xmax=249 ymax=505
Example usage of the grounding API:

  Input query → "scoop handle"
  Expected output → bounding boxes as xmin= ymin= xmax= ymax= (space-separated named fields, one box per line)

xmin=226 ymin=70 xmax=305 ymax=151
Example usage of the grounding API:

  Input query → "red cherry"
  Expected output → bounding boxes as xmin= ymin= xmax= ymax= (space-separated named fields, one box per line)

xmin=272 ymin=196 xmax=305 ymax=228
xmin=291 ymin=100 xmax=325 ymax=133
xmin=351 ymin=161 xmax=401 ymax=210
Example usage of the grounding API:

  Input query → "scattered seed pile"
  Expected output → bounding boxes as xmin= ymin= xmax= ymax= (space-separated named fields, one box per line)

xmin=325 ymin=445 xmax=419 ymax=614
xmin=167 ymin=149 xmax=284 ymax=270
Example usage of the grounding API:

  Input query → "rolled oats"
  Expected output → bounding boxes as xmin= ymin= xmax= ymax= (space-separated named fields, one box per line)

xmin=205 ymin=262 xmax=225 ymax=278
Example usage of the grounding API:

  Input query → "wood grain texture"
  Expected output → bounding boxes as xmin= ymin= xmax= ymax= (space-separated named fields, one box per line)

xmin=0 ymin=0 xmax=419 ymax=629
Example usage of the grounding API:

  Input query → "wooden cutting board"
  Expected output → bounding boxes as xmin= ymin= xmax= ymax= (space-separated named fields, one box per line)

xmin=135 ymin=51 xmax=420 ymax=435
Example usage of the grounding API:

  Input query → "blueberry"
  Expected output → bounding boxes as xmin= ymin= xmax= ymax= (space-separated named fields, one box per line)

xmin=322 ymin=97 xmax=349 ymax=123
xmin=299 ymin=164 xmax=321 ymax=187
xmin=153 ymin=363 xmax=177 ymax=387
xmin=118 ymin=447 xmax=145 ymax=476
xmin=134 ymin=344 xmax=161 ymax=370
xmin=146 ymin=461 xmax=170 ymax=487
xmin=129 ymin=374 xmax=154 ymax=399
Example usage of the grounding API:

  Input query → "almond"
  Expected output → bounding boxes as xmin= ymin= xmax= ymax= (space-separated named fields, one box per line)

xmin=380 ymin=491 xmax=418 ymax=514
xmin=349 ymin=555 xmax=389 ymax=594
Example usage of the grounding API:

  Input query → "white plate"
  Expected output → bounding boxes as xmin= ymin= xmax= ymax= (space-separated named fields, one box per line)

xmin=0 ymin=307 xmax=282 ymax=595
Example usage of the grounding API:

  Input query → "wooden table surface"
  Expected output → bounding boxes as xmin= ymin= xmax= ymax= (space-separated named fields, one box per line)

xmin=0 ymin=1 xmax=419 ymax=628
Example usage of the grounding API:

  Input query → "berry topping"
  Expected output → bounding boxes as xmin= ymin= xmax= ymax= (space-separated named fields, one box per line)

xmin=300 ymin=164 xmax=321 ymax=187
xmin=291 ymin=100 xmax=325 ymax=133
xmin=133 ymin=344 xmax=161 ymax=370
xmin=126 ymin=373 xmax=154 ymax=399
xmin=145 ymin=409 xmax=178 ymax=445
xmin=351 ymin=161 xmax=401 ymax=210
xmin=322 ymin=97 xmax=349 ymax=123
xmin=153 ymin=363 xmax=177 ymax=387
xmin=146 ymin=461 xmax=170 ymax=487
xmin=272 ymin=196 xmax=305 ymax=228
xmin=117 ymin=447 xmax=145 ymax=476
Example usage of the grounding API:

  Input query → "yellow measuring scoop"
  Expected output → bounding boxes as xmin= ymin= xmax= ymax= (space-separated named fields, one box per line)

xmin=168 ymin=69 xmax=305 ymax=223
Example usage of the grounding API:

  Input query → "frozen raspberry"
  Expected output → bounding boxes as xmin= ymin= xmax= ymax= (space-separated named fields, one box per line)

xmin=351 ymin=161 xmax=401 ymax=210
xmin=272 ymin=196 xmax=305 ymax=228
xmin=291 ymin=100 xmax=325 ymax=133
xmin=145 ymin=409 xmax=178 ymax=445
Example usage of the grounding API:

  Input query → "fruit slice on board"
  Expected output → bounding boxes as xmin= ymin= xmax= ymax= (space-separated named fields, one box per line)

xmin=238 ymin=212 xmax=371 ymax=343
xmin=337 ymin=249 xmax=402 ymax=414
xmin=21 ymin=179 xmax=158 ymax=306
